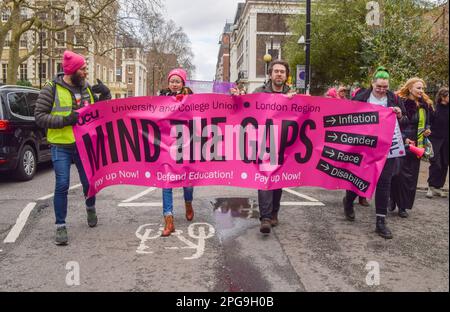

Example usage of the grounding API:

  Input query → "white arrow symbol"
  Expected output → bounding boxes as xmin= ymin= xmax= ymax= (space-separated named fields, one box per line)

xmin=326 ymin=117 xmax=337 ymax=125
xmin=328 ymin=133 xmax=338 ymax=141
xmin=325 ymin=149 xmax=335 ymax=157
xmin=320 ymin=163 xmax=330 ymax=171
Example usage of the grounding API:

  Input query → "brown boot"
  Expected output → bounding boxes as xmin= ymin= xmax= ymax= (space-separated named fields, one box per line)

xmin=358 ymin=197 xmax=370 ymax=206
xmin=271 ymin=211 xmax=279 ymax=227
xmin=161 ymin=215 xmax=175 ymax=237
xmin=185 ymin=202 xmax=194 ymax=221
xmin=260 ymin=219 xmax=271 ymax=234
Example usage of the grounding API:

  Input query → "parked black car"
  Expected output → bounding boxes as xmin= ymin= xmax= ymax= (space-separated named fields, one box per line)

xmin=0 ymin=85 xmax=51 ymax=180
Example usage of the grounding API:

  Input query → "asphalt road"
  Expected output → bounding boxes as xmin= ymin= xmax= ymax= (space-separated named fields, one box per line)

xmin=0 ymin=164 xmax=448 ymax=292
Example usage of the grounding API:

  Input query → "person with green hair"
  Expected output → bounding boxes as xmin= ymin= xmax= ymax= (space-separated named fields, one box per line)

xmin=342 ymin=66 xmax=408 ymax=239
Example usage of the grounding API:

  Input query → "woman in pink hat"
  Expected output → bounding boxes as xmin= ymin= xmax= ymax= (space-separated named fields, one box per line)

xmin=158 ymin=68 xmax=195 ymax=237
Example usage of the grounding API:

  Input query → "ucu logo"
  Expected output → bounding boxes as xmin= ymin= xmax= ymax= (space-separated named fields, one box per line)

xmin=77 ymin=110 xmax=100 ymax=126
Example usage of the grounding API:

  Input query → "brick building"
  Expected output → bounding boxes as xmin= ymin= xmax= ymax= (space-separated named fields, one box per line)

xmin=229 ymin=0 xmax=302 ymax=92
xmin=1 ymin=0 xmax=147 ymax=98
xmin=215 ymin=23 xmax=233 ymax=82
xmin=147 ymin=51 xmax=179 ymax=95
xmin=424 ymin=1 xmax=449 ymax=47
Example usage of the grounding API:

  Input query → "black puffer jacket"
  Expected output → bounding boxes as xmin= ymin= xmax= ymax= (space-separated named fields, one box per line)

xmin=352 ymin=88 xmax=408 ymax=129
xmin=34 ymin=74 xmax=98 ymax=130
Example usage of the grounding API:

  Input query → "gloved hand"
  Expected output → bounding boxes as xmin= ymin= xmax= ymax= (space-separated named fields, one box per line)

xmin=63 ymin=110 xmax=79 ymax=126
xmin=92 ymin=79 xmax=111 ymax=100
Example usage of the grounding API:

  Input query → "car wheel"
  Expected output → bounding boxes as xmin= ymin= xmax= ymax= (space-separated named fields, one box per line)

xmin=15 ymin=145 xmax=36 ymax=181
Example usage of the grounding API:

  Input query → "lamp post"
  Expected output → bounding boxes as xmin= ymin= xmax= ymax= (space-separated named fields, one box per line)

xmin=39 ymin=29 xmax=43 ymax=89
xmin=297 ymin=35 xmax=306 ymax=93
xmin=263 ymin=53 xmax=272 ymax=84
xmin=305 ymin=0 xmax=311 ymax=95
xmin=270 ymin=35 xmax=274 ymax=59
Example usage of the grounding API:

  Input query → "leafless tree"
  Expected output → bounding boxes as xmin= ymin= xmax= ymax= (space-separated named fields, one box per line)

xmin=0 ymin=0 xmax=162 ymax=84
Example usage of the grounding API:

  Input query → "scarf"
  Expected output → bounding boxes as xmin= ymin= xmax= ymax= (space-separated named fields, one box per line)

xmin=417 ymin=107 xmax=426 ymax=149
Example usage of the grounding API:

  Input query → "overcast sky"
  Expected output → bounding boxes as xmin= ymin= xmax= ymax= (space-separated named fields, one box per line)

xmin=163 ymin=0 xmax=242 ymax=81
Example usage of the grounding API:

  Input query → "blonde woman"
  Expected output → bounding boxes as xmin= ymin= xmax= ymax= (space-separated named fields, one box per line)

xmin=390 ymin=78 xmax=433 ymax=217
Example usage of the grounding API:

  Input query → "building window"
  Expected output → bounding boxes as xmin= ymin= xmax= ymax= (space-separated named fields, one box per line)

xmin=56 ymin=31 xmax=66 ymax=48
xmin=115 ymin=94 xmax=121 ymax=99
xmin=103 ymin=66 xmax=107 ymax=81
xmin=56 ymin=62 xmax=63 ymax=74
xmin=128 ymin=77 xmax=133 ymax=84
xmin=20 ymin=8 xmax=28 ymax=20
xmin=127 ymin=90 xmax=133 ymax=97
xmin=127 ymin=65 xmax=133 ymax=73
xmin=19 ymin=64 xmax=28 ymax=81
xmin=20 ymin=32 xmax=28 ymax=48
xmin=40 ymin=31 xmax=48 ymax=48
xmin=1 ymin=64 xmax=7 ymax=83
xmin=4 ymin=31 xmax=11 ymax=47
xmin=74 ymin=32 xmax=85 ymax=46
xmin=2 ymin=10 xmax=10 ymax=22
xmin=36 ymin=12 xmax=47 ymax=20
xmin=266 ymin=42 xmax=281 ymax=61
xmin=96 ymin=64 xmax=101 ymax=79
xmin=109 ymin=69 xmax=113 ymax=83
xmin=116 ymin=68 xmax=122 ymax=76
xmin=39 ymin=63 xmax=47 ymax=80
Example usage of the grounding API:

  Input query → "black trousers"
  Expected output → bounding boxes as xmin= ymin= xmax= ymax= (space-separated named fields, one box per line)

xmin=428 ymin=137 xmax=449 ymax=189
xmin=258 ymin=189 xmax=283 ymax=220
xmin=391 ymin=152 xmax=421 ymax=210
xmin=346 ymin=158 xmax=395 ymax=216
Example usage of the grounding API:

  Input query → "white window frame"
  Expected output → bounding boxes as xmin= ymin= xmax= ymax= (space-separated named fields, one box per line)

xmin=40 ymin=31 xmax=48 ymax=48
xmin=56 ymin=31 xmax=66 ymax=48
xmin=1 ymin=10 xmax=10 ymax=22
xmin=39 ymin=62 xmax=47 ymax=80
xmin=1 ymin=64 xmax=8 ymax=83
xmin=19 ymin=64 xmax=28 ymax=81
xmin=265 ymin=42 xmax=281 ymax=60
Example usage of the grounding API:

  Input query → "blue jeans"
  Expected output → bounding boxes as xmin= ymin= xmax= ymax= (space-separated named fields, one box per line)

xmin=51 ymin=146 xmax=95 ymax=225
xmin=162 ymin=187 xmax=193 ymax=216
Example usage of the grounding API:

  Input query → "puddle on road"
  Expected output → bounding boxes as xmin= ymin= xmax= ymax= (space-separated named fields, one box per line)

xmin=211 ymin=198 xmax=271 ymax=292
xmin=211 ymin=198 xmax=260 ymax=231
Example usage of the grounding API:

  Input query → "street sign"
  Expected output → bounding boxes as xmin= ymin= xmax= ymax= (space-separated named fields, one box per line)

xmin=296 ymin=65 xmax=306 ymax=89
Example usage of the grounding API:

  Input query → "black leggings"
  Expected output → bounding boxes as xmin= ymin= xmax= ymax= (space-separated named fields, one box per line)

xmin=346 ymin=158 xmax=395 ymax=216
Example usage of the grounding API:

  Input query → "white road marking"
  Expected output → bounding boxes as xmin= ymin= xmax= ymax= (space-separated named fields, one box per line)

xmin=281 ymin=201 xmax=325 ymax=206
xmin=284 ymin=188 xmax=321 ymax=202
xmin=3 ymin=202 xmax=36 ymax=243
xmin=135 ymin=223 xmax=215 ymax=260
xmin=4 ymin=184 xmax=83 ymax=244
xmin=119 ymin=202 xmax=162 ymax=207
xmin=37 ymin=183 xmax=82 ymax=200
xmin=122 ymin=187 xmax=157 ymax=203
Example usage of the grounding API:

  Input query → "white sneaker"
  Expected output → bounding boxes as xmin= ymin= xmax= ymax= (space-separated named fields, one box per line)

xmin=426 ymin=187 xmax=434 ymax=198
xmin=434 ymin=188 xmax=448 ymax=198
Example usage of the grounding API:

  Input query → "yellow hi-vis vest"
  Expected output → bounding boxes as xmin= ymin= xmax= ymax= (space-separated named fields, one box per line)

xmin=47 ymin=82 xmax=95 ymax=144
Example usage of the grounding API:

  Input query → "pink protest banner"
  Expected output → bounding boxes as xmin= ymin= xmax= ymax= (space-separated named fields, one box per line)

xmin=73 ymin=94 xmax=396 ymax=198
